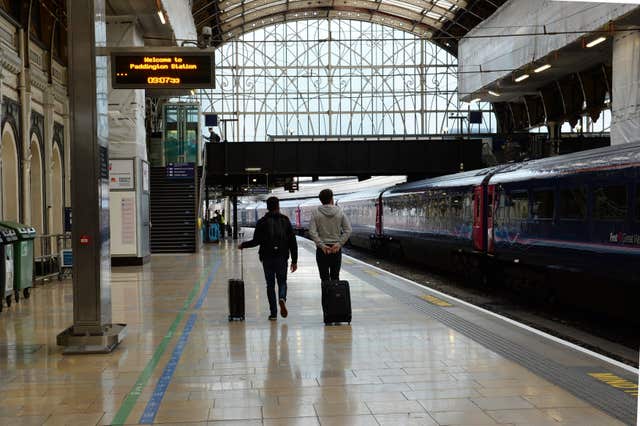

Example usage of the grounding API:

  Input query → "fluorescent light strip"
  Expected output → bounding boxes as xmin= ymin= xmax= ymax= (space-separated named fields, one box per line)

xmin=586 ymin=36 xmax=606 ymax=48
xmin=515 ymin=74 xmax=529 ymax=82
xmin=488 ymin=90 xmax=500 ymax=97
xmin=534 ymin=64 xmax=551 ymax=73
xmin=157 ymin=10 xmax=166 ymax=24
xmin=470 ymin=98 xmax=481 ymax=104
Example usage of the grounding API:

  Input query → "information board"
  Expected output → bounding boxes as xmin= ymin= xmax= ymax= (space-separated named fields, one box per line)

xmin=109 ymin=159 xmax=135 ymax=190
xmin=166 ymin=162 xmax=195 ymax=179
xmin=112 ymin=51 xmax=214 ymax=89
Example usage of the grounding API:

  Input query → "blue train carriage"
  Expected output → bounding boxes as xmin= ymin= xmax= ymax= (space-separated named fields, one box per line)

xmin=239 ymin=201 xmax=262 ymax=228
xmin=278 ymin=199 xmax=303 ymax=232
xmin=489 ymin=142 xmax=640 ymax=317
xmin=336 ymin=188 xmax=384 ymax=249
xmin=298 ymin=198 xmax=322 ymax=235
xmin=379 ymin=169 xmax=488 ymax=271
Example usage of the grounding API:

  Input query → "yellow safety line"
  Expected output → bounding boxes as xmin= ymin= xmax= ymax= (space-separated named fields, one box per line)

xmin=589 ymin=373 xmax=638 ymax=397
xmin=420 ymin=294 xmax=453 ymax=307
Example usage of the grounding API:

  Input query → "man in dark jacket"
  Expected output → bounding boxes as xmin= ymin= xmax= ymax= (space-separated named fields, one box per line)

xmin=239 ymin=196 xmax=298 ymax=320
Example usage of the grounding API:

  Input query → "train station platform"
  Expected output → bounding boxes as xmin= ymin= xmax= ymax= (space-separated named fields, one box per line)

xmin=0 ymin=236 xmax=637 ymax=426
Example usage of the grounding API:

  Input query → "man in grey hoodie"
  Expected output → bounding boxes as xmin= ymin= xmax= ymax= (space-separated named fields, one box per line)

xmin=309 ymin=189 xmax=352 ymax=281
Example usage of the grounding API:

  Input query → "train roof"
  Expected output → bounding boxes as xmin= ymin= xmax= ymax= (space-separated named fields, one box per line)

xmin=240 ymin=201 xmax=262 ymax=210
xmin=490 ymin=141 xmax=640 ymax=184
xmin=336 ymin=187 xmax=386 ymax=203
xmin=299 ymin=197 xmax=322 ymax=207
xmin=279 ymin=198 xmax=303 ymax=208
xmin=384 ymin=166 xmax=496 ymax=194
xmin=385 ymin=142 xmax=640 ymax=193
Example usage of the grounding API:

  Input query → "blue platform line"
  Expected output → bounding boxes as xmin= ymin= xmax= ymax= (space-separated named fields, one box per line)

xmin=194 ymin=259 xmax=219 ymax=309
xmin=139 ymin=313 xmax=197 ymax=424
xmin=139 ymin=257 xmax=221 ymax=424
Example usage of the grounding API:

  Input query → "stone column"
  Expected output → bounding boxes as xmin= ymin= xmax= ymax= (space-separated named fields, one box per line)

xmin=0 ymin=66 xmax=3 ymax=218
xmin=611 ymin=30 xmax=640 ymax=145
xmin=63 ymin=101 xmax=71 ymax=207
xmin=106 ymin=19 xmax=150 ymax=264
xmin=44 ymin=85 xmax=55 ymax=232
xmin=18 ymin=28 xmax=32 ymax=224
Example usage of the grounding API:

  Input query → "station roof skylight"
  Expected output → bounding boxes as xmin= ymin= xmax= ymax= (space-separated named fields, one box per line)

xmin=192 ymin=0 xmax=507 ymax=55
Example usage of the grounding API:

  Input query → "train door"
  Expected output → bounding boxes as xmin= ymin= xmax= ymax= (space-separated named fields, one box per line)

xmin=472 ymin=186 xmax=484 ymax=252
xmin=375 ymin=196 xmax=383 ymax=236
xmin=486 ymin=185 xmax=496 ymax=254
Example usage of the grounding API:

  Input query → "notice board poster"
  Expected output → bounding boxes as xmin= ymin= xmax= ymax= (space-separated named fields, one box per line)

xmin=142 ymin=160 xmax=150 ymax=192
xmin=109 ymin=192 xmax=137 ymax=256
xmin=109 ymin=159 xmax=135 ymax=190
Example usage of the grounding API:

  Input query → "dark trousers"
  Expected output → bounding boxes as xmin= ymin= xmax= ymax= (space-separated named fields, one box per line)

xmin=316 ymin=248 xmax=342 ymax=281
xmin=262 ymin=256 xmax=288 ymax=315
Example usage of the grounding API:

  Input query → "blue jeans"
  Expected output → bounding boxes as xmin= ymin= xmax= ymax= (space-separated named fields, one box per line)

xmin=262 ymin=256 xmax=288 ymax=315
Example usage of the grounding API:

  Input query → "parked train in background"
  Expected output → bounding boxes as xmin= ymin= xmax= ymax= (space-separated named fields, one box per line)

xmin=238 ymin=143 xmax=640 ymax=321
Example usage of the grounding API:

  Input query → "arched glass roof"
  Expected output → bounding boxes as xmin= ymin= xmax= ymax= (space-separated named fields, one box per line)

xmin=192 ymin=0 xmax=506 ymax=54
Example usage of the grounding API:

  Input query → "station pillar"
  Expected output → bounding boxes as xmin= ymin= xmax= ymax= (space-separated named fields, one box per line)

xmin=611 ymin=30 xmax=640 ymax=145
xmin=232 ymin=195 xmax=238 ymax=240
xmin=57 ymin=0 xmax=126 ymax=353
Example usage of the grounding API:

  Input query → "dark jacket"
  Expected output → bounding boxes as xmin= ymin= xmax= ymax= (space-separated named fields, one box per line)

xmin=240 ymin=212 xmax=298 ymax=263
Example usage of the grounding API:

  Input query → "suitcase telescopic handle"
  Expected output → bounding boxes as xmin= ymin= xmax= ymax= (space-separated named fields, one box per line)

xmin=240 ymin=244 xmax=244 ymax=281
xmin=239 ymin=232 xmax=244 ymax=281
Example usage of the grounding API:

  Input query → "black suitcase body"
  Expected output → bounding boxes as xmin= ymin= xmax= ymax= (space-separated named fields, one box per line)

xmin=321 ymin=280 xmax=351 ymax=324
xmin=228 ymin=278 xmax=245 ymax=321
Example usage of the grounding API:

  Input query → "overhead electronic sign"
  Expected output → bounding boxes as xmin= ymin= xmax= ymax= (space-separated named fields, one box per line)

xmin=111 ymin=50 xmax=214 ymax=89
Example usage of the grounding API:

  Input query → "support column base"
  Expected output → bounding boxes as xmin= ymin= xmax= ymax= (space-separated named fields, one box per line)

xmin=56 ymin=323 xmax=127 ymax=354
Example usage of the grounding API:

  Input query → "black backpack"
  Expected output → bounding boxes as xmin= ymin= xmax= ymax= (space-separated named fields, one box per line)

xmin=265 ymin=214 xmax=289 ymax=257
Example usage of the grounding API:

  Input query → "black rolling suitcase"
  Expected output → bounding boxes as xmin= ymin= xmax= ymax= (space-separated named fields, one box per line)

xmin=321 ymin=280 xmax=351 ymax=325
xmin=228 ymin=248 xmax=245 ymax=321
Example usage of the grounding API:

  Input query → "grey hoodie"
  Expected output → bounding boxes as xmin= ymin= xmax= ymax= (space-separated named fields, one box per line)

xmin=309 ymin=204 xmax=352 ymax=248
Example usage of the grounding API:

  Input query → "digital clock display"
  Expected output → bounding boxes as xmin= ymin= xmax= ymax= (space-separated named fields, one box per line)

xmin=111 ymin=51 xmax=214 ymax=89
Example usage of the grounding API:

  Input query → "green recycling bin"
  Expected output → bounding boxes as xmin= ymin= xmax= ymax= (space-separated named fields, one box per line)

xmin=0 ymin=226 xmax=17 ymax=311
xmin=0 ymin=221 xmax=36 ymax=302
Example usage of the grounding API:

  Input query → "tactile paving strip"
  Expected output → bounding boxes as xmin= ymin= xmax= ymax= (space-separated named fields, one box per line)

xmin=363 ymin=274 xmax=637 ymax=425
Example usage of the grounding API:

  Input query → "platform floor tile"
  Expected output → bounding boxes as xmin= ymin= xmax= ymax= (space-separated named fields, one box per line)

xmin=0 ymin=240 xmax=628 ymax=425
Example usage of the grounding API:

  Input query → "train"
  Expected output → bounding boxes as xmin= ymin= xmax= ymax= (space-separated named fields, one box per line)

xmin=238 ymin=142 xmax=640 ymax=320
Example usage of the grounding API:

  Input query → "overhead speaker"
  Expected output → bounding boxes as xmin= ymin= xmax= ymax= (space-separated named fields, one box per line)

xmin=469 ymin=111 xmax=483 ymax=124
xmin=204 ymin=113 xmax=218 ymax=126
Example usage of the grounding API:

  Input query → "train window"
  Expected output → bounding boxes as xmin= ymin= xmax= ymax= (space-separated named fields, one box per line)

xmin=487 ymin=193 xmax=493 ymax=218
xmin=594 ymin=185 xmax=627 ymax=220
xmin=509 ymin=191 xmax=529 ymax=220
xmin=474 ymin=193 xmax=480 ymax=218
xmin=532 ymin=190 xmax=554 ymax=219
xmin=559 ymin=187 xmax=586 ymax=220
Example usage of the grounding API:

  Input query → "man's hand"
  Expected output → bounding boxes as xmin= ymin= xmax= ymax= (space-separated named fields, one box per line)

xmin=330 ymin=244 xmax=341 ymax=254
xmin=290 ymin=263 xmax=297 ymax=273
xmin=237 ymin=244 xmax=243 ymax=250
xmin=321 ymin=245 xmax=331 ymax=254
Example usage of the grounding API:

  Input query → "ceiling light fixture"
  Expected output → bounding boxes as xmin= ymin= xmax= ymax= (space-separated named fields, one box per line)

xmin=515 ymin=74 xmax=529 ymax=83
xmin=488 ymin=90 xmax=500 ymax=97
xmin=534 ymin=64 xmax=551 ymax=73
xmin=586 ymin=36 xmax=606 ymax=48
xmin=470 ymin=98 xmax=481 ymax=104
xmin=157 ymin=10 xmax=166 ymax=24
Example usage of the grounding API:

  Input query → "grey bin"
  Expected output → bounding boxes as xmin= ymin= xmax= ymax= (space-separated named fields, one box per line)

xmin=0 ymin=226 xmax=18 ymax=311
